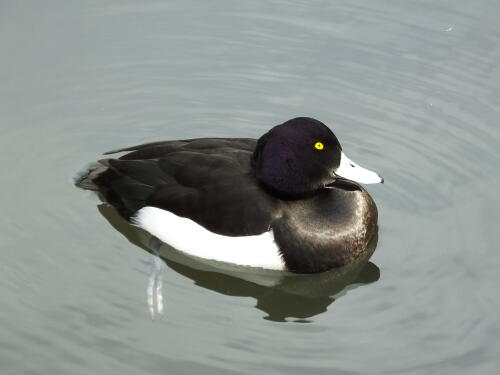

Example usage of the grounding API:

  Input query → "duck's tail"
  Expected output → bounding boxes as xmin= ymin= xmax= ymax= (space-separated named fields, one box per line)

xmin=75 ymin=165 xmax=108 ymax=191
xmin=75 ymin=159 xmax=156 ymax=220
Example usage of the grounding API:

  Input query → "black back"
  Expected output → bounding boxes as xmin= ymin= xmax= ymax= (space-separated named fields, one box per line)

xmin=85 ymin=138 xmax=282 ymax=236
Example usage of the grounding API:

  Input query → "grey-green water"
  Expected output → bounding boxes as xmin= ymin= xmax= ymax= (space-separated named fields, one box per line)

xmin=1 ymin=1 xmax=499 ymax=374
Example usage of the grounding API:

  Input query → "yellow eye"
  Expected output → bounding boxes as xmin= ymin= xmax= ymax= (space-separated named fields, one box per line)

xmin=314 ymin=142 xmax=324 ymax=150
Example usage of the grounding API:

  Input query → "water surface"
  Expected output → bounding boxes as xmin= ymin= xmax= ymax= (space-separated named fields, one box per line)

xmin=1 ymin=1 xmax=500 ymax=374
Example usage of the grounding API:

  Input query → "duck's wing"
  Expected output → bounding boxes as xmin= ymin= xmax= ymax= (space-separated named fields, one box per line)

xmin=104 ymin=138 xmax=257 ymax=159
xmin=87 ymin=138 xmax=281 ymax=237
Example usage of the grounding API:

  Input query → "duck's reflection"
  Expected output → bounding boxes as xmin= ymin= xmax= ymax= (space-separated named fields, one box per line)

xmin=98 ymin=204 xmax=380 ymax=322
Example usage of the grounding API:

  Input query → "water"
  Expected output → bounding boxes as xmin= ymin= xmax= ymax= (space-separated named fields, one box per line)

xmin=1 ymin=1 xmax=499 ymax=374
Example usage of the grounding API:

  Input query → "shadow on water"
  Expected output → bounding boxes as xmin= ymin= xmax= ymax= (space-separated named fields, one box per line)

xmin=98 ymin=203 xmax=380 ymax=322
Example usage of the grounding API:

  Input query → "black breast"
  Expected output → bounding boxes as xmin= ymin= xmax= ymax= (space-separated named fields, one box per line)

xmin=271 ymin=182 xmax=378 ymax=273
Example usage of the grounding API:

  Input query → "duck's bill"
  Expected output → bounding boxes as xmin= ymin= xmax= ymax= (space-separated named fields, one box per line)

xmin=334 ymin=152 xmax=384 ymax=184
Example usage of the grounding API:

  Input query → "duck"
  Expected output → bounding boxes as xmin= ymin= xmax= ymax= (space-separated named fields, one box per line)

xmin=77 ymin=117 xmax=383 ymax=273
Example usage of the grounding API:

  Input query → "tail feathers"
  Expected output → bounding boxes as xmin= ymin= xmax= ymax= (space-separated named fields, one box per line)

xmin=76 ymin=160 xmax=155 ymax=220
xmin=75 ymin=166 xmax=108 ymax=191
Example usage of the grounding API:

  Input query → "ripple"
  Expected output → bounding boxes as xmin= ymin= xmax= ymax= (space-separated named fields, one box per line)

xmin=1 ymin=0 xmax=500 ymax=374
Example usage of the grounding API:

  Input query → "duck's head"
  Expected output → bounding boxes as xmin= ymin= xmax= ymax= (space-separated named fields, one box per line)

xmin=252 ymin=117 xmax=383 ymax=197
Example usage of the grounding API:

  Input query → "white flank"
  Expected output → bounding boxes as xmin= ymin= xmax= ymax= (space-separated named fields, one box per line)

xmin=133 ymin=206 xmax=286 ymax=270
